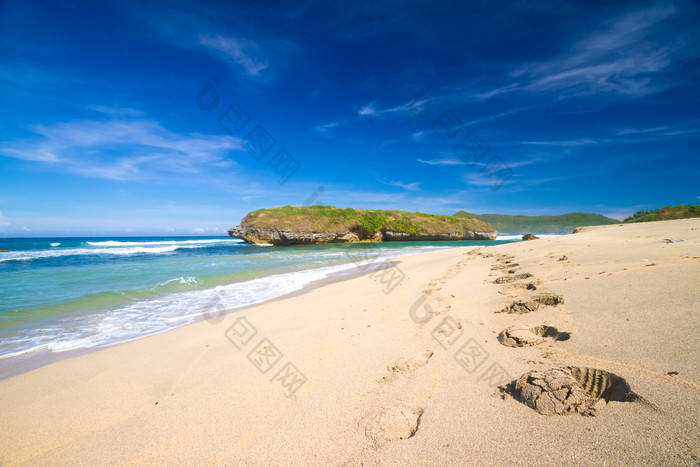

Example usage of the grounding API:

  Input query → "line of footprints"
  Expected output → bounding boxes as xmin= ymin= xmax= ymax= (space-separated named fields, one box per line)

xmin=357 ymin=248 xmax=656 ymax=458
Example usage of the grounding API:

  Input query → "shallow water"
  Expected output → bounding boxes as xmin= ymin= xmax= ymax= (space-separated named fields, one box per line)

xmin=0 ymin=236 xmax=517 ymax=365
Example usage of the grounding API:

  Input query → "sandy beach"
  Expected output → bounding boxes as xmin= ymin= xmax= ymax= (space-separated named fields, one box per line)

xmin=0 ymin=219 xmax=698 ymax=465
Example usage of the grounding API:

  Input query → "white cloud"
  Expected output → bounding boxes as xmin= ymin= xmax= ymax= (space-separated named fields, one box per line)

xmin=313 ymin=121 xmax=344 ymax=137
xmin=191 ymin=227 xmax=206 ymax=234
xmin=358 ymin=102 xmax=377 ymax=116
xmin=358 ymin=100 xmax=414 ymax=119
xmin=461 ymin=172 xmax=554 ymax=193
xmin=615 ymin=121 xmax=700 ymax=138
xmin=88 ymin=106 xmax=145 ymax=117
xmin=419 ymin=157 xmax=538 ymax=169
xmin=508 ymin=121 xmax=700 ymax=147
xmin=517 ymin=139 xmax=598 ymax=147
xmin=0 ymin=211 xmax=9 ymax=228
xmin=199 ymin=35 xmax=268 ymax=76
xmin=510 ymin=5 xmax=687 ymax=98
xmin=21 ymin=226 xmax=31 ymax=232
xmin=455 ymin=4 xmax=696 ymax=104
xmin=377 ymin=178 xmax=421 ymax=191
xmin=0 ymin=119 xmax=242 ymax=181
xmin=166 ymin=227 xmax=175 ymax=232
xmin=417 ymin=158 xmax=467 ymax=166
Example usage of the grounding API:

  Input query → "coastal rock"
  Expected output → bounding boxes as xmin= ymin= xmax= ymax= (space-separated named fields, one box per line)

xmin=229 ymin=225 xmax=497 ymax=244
xmin=522 ymin=233 xmax=540 ymax=241
xmin=229 ymin=226 xmax=497 ymax=244
xmin=228 ymin=207 xmax=498 ymax=245
xmin=0 ymin=249 xmax=9 ymax=252
xmin=227 ymin=225 xmax=363 ymax=245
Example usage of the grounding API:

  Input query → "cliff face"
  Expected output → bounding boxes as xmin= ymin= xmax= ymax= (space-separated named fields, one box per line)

xmin=229 ymin=225 xmax=371 ymax=245
xmin=228 ymin=225 xmax=497 ymax=245
xmin=228 ymin=207 xmax=497 ymax=245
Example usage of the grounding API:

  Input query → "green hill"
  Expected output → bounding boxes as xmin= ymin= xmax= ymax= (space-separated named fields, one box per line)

xmin=453 ymin=211 xmax=618 ymax=234
xmin=623 ymin=205 xmax=700 ymax=223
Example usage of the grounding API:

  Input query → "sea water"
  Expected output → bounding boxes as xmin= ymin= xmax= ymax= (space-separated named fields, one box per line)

xmin=0 ymin=236 xmax=517 ymax=371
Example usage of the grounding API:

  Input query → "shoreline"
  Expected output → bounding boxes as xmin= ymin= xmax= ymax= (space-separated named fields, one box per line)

xmin=0 ymin=245 xmax=454 ymax=381
xmin=1 ymin=219 xmax=697 ymax=465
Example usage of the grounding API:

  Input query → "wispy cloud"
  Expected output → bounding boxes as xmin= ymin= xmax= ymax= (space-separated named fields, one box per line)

xmin=508 ymin=121 xmax=700 ymax=147
xmin=517 ymin=139 xmax=599 ymax=147
xmin=510 ymin=5 xmax=689 ymax=98
xmin=461 ymin=172 xmax=555 ymax=192
xmin=412 ymin=131 xmax=425 ymax=141
xmin=419 ymin=156 xmax=538 ymax=169
xmin=199 ymin=35 xmax=268 ymax=76
xmin=461 ymin=104 xmax=542 ymax=127
xmin=615 ymin=121 xmax=700 ymax=137
xmin=0 ymin=118 xmax=242 ymax=181
xmin=417 ymin=158 xmax=468 ymax=166
xmin=125 ymin=3 xmax=296 ymax=80
xmin=453 ymin=4 xmax=697 ymax=104
xmin=88 ymin=106 xmax=145 ymax=117
xmin=358 ymin=100 xmax=414 ymax=119
xmin=0 ymin=210 xmax=9 ymax=228
xmin=377 ymin=178 xmax=421 ymax=191
xmin=313 ymin=121 xmax=345 ymax=137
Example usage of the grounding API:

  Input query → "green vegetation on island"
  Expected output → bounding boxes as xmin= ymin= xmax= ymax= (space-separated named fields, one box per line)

xmin=243 ymin=206 xmax=494 ymax=236
xmin=453 ymin=211 xmax=618 ymax=234
xmin=623 ymin=205 xmax=700 ymax=223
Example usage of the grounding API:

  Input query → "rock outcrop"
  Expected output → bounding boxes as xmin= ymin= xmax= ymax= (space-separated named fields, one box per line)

xmin=522 ymin=233 xmax=539 ymax=241
xmin=228 ymin=225 xmax=496 ymax=245
xmin=228 ymin=207 xmax=498 ymax=245
xmin=228 ymin=225 xmax=366 ymax=245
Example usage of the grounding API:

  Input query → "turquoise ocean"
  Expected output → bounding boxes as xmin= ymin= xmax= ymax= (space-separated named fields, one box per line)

xmin=0 ymin=236 xmax=518 ymax=373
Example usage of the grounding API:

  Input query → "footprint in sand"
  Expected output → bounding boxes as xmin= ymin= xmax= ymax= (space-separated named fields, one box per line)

xmin=497 ymin=325 xmax=570 ymax=347
xmin=495 ymin=255 xmax=515 ymax=262
xmin=381 ymin=350 xmax=434 ymax=382
xmin=510 ymin=366 xmax=654 ymax=416
xmin=364 ymin=404 xmax=423 ymax=443
xmin=493 ymin=273 xmax=533 ymax=284
xmin=491 ymin=263 xmax=520 ymax=271
xmin=389 ymin=350 xmax=433 ymax=374
xmin=510 ymin=282 xmax=538 ymax=291
xmin=495 ymin=293 xmax=564 ymax=314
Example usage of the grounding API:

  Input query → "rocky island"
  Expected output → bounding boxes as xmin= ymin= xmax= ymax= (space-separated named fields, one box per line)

xmin=228 ymin=206 xmax=497 ymax=245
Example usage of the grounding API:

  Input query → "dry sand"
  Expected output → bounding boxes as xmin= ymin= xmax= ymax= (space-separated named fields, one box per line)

xmin=0 ymin=219 xmax=698 ymax=465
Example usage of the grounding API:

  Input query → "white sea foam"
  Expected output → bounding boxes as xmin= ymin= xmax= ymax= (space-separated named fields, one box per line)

xmin=0 ymin=245 xmax=196 ymax=262
xmin=0 ymin=246 xmax=437 ymax=360
xmin=50 ymin=243 xmax=61 ymax=247
xmin=0 ymin=241 xmax=245 ymax=263
xmin=151 ymin=276 xmax=199 ymax=289
xmin=86 ymin=239 xmax=243 ymax=247
xmin=496 ymin=234 xmax=562 ymax=241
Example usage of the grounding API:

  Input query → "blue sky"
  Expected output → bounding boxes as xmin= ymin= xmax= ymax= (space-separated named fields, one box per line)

xmin=1 ymin=0 xmax=699 ymax=236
